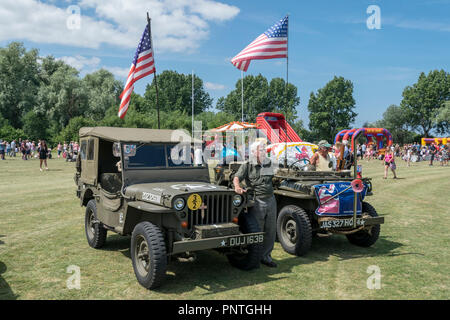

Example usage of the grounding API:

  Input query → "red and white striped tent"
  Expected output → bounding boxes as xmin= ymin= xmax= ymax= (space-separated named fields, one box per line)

xmin=210 ymin=121 xmax=259 ymax=132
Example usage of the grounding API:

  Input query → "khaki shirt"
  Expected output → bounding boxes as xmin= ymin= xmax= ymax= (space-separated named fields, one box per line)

xmin=235 ymin=159 xmax=274 ymax=197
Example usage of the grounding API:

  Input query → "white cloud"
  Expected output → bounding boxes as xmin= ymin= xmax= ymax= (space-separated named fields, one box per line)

xmin=56 ymin=55 xmax=131 ymax=78
xmin=204 ymin=82 xmax=226 ymax=90
xmin=57 ymin=55 xmax=100 ymax=71
xmin=391 ymin=19 xmax=450 ymax=32
xmin=0 ymin=0 xmax=239 ymax=52
xmin=105 ymin=66 xmax=130 ymax=79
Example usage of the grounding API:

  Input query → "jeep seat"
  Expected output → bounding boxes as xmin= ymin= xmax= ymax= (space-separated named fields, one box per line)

xmin=100 ymin=173 xmax=122 ymax=194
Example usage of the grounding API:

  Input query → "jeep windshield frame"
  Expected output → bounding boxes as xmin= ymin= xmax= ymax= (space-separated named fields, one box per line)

xmin=119 ymin=142 xmax=211 ymax=187
xmin=121 ymin=142 xmax=205 ymax=170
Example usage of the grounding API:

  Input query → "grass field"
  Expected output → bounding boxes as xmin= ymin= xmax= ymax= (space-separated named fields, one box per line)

xmin=0 ymin=155 xmax=449 ymax=300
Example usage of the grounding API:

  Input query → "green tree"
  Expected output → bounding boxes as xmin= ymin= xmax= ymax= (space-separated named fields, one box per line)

xmin=0 ymin=114 xmax=25 ymax=141
xmin=39 ymin=56 xmax=67 ymax=85
xmin=36 ymin=63 xmax=87 ymax=131
xmin=82 ymin=69 xmax=123 ymax=121
xmin=195 ymin=111 xmax=237 ymax=130
xmin=308 ymin=76 xmax=357 ymax=142
xmin=22 ymin=110 xmax=49 ymax=141
xmin=144 ymin=70 xmax=212 ymax=115
xmin=378 ymin=105 xmax=415 ymax=145
xmin=290 ymin=119 xmax=313 ymax=142
xmin=435 ymin=101 xmax=450 ymax=135
xmin=217 ymin=74 xmax=300 ymax=122
xmin=267 ymin=77 xmax=300 ymax=122
xmin=0 ymin=42 xmax=40 ymax=128
xmin=55 ymin=116 xmax=96 ymax=143
xmin=400 ymin=70 xmax=450 ymax=137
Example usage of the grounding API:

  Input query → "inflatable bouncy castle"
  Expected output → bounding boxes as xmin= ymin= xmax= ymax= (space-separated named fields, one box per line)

xmin=334 ymin=128 xmax=393 ymax=151
xmin=421 ymin=137 xmax=449 ymax=146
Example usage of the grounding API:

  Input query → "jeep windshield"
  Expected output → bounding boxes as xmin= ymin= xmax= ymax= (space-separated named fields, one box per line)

xmin=122 ymin=143 xmax=204 ymax=169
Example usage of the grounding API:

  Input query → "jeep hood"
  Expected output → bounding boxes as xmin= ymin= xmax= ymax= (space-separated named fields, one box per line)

xmin=124 ymin=182 xmax=232 ymax=207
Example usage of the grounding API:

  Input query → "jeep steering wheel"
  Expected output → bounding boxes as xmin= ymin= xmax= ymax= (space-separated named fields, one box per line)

xmin=288 ymin=158 xmax=310 ymax=170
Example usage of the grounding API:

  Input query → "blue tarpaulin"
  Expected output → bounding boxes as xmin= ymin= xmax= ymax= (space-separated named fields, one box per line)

xmin=313 ymin=182 xmax=367 ymax=216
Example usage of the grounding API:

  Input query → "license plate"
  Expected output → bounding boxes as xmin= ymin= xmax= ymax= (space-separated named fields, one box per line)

xmin=320 ymin=217 xmax=365 ymax=229
xmin=227 ymin=234 xmax=264 ymax=247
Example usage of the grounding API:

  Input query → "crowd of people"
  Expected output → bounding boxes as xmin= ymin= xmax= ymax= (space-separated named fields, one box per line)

xmin=306 ymin=139 xmax=449 ymax=180
xmin=0 ymin=139 xmax=81 ymax=170
xmin=351 ymin=141 xmax=449 ymax=166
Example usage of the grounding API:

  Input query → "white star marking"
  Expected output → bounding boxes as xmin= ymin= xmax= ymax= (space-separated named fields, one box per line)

xmin=220 ymin=240 xmax=226 ymax=247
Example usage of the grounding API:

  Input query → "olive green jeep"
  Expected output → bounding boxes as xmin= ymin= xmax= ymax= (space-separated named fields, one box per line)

xmin=214 ymin=162 xmax=383 ymax=256
xmin=74 ymin=127 xmax=264 ymax=289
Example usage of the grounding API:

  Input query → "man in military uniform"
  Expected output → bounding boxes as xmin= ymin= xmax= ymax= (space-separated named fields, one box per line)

xmin=233 ymin=138 xmax=277 ymax=268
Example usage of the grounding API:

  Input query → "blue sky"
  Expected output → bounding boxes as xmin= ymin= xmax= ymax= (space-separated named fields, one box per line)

xmin=1 ymin=0 xmax=449 ymax=128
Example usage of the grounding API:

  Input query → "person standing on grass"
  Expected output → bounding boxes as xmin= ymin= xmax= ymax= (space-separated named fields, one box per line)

xmin=233 ymin=138 xmax=278 ymax=268
xmin=57 ymin=142 xmax=62 ymax=158
xmin=442 ymin=145 xmax=449 ymax=166
xmin=429 ymin=143 xmax=437 ymax=166
xmin=20 ymin=141 xmax=25 ymax=160
xmin=405 ymin=145 xmax=412 ymax=167
xmin=384 ymin=148 xmax=397 ymax=179
xmin=38 ymin=140 xmax=49 ymax=171
xmin=26 ymin=140 xmax=31 ymax=160
xmin=63 ymin=141 xmax=67 ymax=158
xmin=0 ymin=139 xmax=5 ymax=160
xmin=10 ymin=140 xmax=16 ymax=157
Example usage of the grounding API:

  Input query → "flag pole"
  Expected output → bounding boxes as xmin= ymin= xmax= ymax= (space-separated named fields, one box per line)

xmin=285 ymin=13 xmax=289 ymax=110
xmin=285 ymin=13 xmax=289 ymax=170
xmin=147 ymin=12 xmax=160 ymax=129
xmin=192 ymin=70 xmax=194 ymax=138
xmin=241 ymin=70 xmax=244 ymax=122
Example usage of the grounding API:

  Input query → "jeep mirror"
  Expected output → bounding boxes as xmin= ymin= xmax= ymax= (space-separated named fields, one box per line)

xmin=113 ymin=142 xmax=121 ymax=157
xmin=123 ymin=144 xmax=137 ymax=157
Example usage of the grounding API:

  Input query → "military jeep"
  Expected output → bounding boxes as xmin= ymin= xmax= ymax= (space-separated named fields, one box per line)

xmin=214 ymin=161 xmax=383 ymax=257
xmin=74 ymin=127 xmax=264 ymax=289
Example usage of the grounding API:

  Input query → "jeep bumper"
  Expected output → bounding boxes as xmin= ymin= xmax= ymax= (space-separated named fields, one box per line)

xmin=171 ymin=232 xmax=264 ymax=255
xmin=318 ymin=216 xmax=384 ymax=229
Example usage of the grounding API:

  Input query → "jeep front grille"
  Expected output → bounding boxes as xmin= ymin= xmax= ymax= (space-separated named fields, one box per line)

xmin=187 ymin=194 xmax=233 ymax=229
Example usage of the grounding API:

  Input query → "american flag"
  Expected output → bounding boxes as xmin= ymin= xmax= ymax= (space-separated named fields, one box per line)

xmin=118 ymin=24 xmax=156 ymax=118
xmin=231 ymin=15 xmax=288 ymax=72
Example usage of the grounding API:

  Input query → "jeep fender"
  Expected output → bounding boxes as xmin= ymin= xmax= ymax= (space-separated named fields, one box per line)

xmin=81 ymin=187 xmax=95 ymax=207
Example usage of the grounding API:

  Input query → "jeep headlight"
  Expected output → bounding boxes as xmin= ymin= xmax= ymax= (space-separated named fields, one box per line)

xmin=173 ymin=198 xmax=185 ymax=211
xmin=233 ymin=194 xmax=243 ymax=206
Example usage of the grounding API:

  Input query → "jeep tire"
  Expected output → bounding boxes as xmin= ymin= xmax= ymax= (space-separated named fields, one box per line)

xmin=346 ymin=202 xmax=380 ymax=247
xmin=277 ymin=205 xmax=312 ymax=256
xmin=131 ymin=222 xmax=167 ymax=289
xmin=85 ymin=200 xmax=107 ymax=248
xmin=227 ymin=213 xmax=263 ymax=270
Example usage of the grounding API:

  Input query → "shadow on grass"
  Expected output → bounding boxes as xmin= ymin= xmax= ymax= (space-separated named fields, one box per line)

xmin=99 ymin=233 xmax=416 ymax=295
xmin=306 ymin=235 xmax=420 ymax=262
xmin=0 ymin=235 xmax=5 ymax=245
xmin=101 ymin=234 xmax=295 ymax=295
xmin=0 ymin=261 xmax=19 ymax=300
